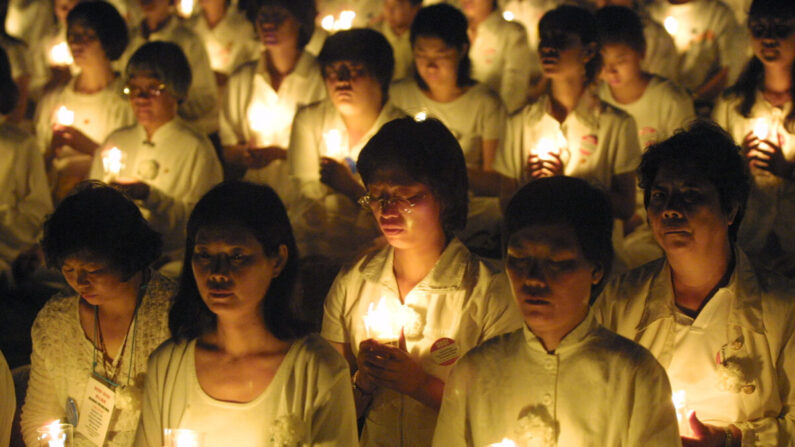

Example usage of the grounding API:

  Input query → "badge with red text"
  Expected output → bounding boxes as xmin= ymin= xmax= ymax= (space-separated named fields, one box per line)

xmin=76 ymin=374 xmax=115 ymax=447
xmin=430 ymin=338 xmax=460 ymax=366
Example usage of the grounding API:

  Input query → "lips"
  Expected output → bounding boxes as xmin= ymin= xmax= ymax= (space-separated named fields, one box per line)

xmin=208 ymin=289 xmax=233 ymax=299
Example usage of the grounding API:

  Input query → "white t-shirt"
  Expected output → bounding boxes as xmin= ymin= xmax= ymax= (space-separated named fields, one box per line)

xmin=4 ymin=0 xmax=54 ymax=48
xmin=220 ymin=51 xmax=326 ymax=201
xmin=135 ymin=334 xmax=358 ymax=447
xmin=647 ymin=0 xmax=746 ymax=93
xmin=0 ymin=120 xmax=52 ymax=271
xmin=432 ymin=311 xmax=680 ymax=447
xmin=712 ymin=92 xmax=795 ymax=263
xmin=372 ymin=21 xmax=413 ymax=82
xmin=321 ymin=238 xmax=524 ymax=447
xmin=0 ymin=34 xmax=29 ymax=80
xmin=120 ymin=16 xmax=220 ymax=134
xmin=89 ymin=118 xmax=223 ymax=259
xmin=287 ymin=99 xmax=405 ymax=261
xmin=469 ymin=11 xmax=533 ymax=113
xmin=641 ymin=16 xmax=679 ymax=81
xmin=185 ymin=8 xmax=259 ymax=76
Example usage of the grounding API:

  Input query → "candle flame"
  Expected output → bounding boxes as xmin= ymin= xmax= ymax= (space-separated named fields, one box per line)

xmin=102 ymin=147 xmax=124 ymax=176
xmin=753 ymin=119 xmax=770 ymax=140
xmin=41 ymin=420 xmax=67 ymax=447
xmin=323 ymin=129 xmax=344 ymax=159
xmin=502 ymin=10 xmax=515 ymax=21
xmin=414 ymin=111 xmax=427 ymax=122
xmin=663 ymin=16 xmax=678 ymax=35
xmin=177 ymin=0 xmax=193 ymax=18
xmin=247 ymin=102 xmax=272 ymax=133
xmin=489 ymin=438 xmax=517 ymax=447
xmin=321 ymin=15 xmax=335 ymax=31
xmin=164 ymin=428 xmax=202 ymax=447
xmin=50 ymin=41 xmax=73 ymax=65
xmin=363 ymin=297 xmax=402 ymax=342
xmin=533 ymin=138 xmax=558 ymax=161
xmin=55 ymin=106 xmax=74 ymax=126
xmin=337 ymin=10 xmax=355 ymax=30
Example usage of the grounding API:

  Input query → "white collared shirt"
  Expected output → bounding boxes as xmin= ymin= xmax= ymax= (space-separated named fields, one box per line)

xmin=186 ymin=8 xmax=259 ymax=75
xmin=322 ymin=238 xmax=523 ymax=447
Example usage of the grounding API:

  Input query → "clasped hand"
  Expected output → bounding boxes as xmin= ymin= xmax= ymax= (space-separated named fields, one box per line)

xmin=743 ymin=131 xmax=793 ymax=179
xmin=526 ymin=152 xmax=564 ymax=179
xmin=51 ymin=125 xmax=98 ymax=157
xmin=356 ymin=337 xmax=427 ymax=397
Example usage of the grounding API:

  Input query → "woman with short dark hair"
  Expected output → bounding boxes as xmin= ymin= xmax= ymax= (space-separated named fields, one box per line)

xmin=21 ymin=182 xmax=174 ymax=447
xmin=136 ymin=181 xmax=358 ymax=447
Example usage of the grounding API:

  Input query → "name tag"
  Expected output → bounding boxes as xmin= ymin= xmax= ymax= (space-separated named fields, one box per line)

xmin=76 ymin=374 xmax=116 ymax=447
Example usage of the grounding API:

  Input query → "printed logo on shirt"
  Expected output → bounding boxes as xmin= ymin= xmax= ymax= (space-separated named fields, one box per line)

xmin=430 ymin=338 xmax=460 ymax=366
xmin=484 ymin=47 xmax=497 ymax=65
xmin=137 ymin=159 xmax=160 ymax=180
xmin=579 ymin=134 xmax=598 ymax=162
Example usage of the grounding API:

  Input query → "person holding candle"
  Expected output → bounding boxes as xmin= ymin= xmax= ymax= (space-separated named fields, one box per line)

xmin=712 ymin=0 xmax=795 ymax=275
xmin=89 ymin=41 xmax=223 ymax=278
xmin=433 ymin=176 xmax=681 ymax=447
xmin=135 ymin=181 xmax=358 ymax=447
xmin=20 ymin=182 xmax=175 ymax=447
xmin=494 ymin=6 xmax=641 ymax=252
xmin=34 ymin=1 xmax=134 ymax=203
xmin=220 ymin=0 xmax=325 ymax=201
xmin=461 ymin=0 xmax=533 ymax=113
xmin=594 ymin=122 xmax=795 ymax=446
xmin=322 ymin=117 xmax=523 ymax=447
xmin=27 ymin=0 xmax=79 ymax=100
xmin=288 ymin=28 xmax=405 ymax=263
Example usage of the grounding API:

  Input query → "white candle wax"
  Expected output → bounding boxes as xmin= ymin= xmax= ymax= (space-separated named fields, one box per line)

xmin=502 ymin=10 xmax=515 ymax=21
xmin=672 ymin=389 xmax=691 ymax=437
xmin=102 ymin=146 xmax=125 ymax=181
xmin=177 ymin=0 xmax=193 ymax=18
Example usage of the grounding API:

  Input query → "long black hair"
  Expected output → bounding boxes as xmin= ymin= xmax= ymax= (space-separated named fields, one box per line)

xmin=410 ymin=4 xmax=474 ymax=90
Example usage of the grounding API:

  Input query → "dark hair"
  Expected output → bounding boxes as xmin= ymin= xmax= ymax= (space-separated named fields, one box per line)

xmin=67 ymin=1 xmax=129 ymax=61
xmin=595 ymin=6 xmax=646 ymax=55
xmin=724 ymin=0 xmax=795 ymax=133
xmin=638 ymin=121 xmax=750 ymax=241
xmin=539 ymin=5 xmax=602 ymax=83
xmin=504 ymin=176 xmax=614 ymax=299
xmin=41 ymin=181 xmax=162 ymax=279
xmin=169 ymin=181 xmax=305 ymax=341
xmin=410 ymin=4 xmax=474 ymax=89
xmin=126 ymin=41 xmax=192 ymax=100
xmin=357 ymin=117 xmax=468 ymax=237
xmin=318 ymin=28 xmax=394 ymax=99
xmin=0 ymin=47 xmax=18 ymax=115
xmin=243 ymin=0 xmax=315 ymax=49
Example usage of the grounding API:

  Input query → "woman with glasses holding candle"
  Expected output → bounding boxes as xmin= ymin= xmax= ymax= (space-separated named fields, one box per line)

xmin=21 ymin=182 xmax=175 ymax=447
xmin=390 ymin=3 xmax=507 ymax=256
xmin=595 ymin=122 xmax=795 ymax=447
xmin=220 ymin=0 xmax=325 ymax=201
xmin=135 ymin=181 xmax=358 ymax=447
xmin=321 ymin=117 xmax=522 ymax=447
xmin=34 ymin=1 xmax=134 ymax=203
xmin=433 ymin=176 xmax=680 ymax=447
xmin=712 ymin=0 xmax=795 ymax=275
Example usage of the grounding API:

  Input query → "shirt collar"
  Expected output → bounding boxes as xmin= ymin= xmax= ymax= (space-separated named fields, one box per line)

xmin=138 ymin=116 xmax=182 ymax=146
xmin=522 ymin=308 xmax=599 ymax=354
xmin=256 ymin=51 xmax=315 ymax=82
xmin=540 ymin=89 xmax=602 ymax=130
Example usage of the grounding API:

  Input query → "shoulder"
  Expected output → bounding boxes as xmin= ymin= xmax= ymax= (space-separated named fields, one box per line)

xmin=468 ymin=83 xmax=504 ymax=106
xmin=600 ymin=259 xmax=665 ymax=305
xmin=589 ymin=326 xmax=657 ymax=365
xmin=649 ymin=76 xmax=691 ymax=99
xmin=106 ymin=123 xmax=140 ymax=141
xmin=389 ymin=78 xmax=417 ymax=96
xmin=513 ymin=99 xmax=546 ymax=124
xmin=31 ymin=290 xmax=79 ymax=339
xmin=287 ymin=335 xmax=349 ymax=387
xmin=148 ymin=338 xmax=191 ymax=370
xmin=454 ymin=329 xmax=523 ymax=377
xmin=174 ymin=119 xmax=214 ymax=148
xmin=142 ymin=271 xmax=177 ymax=310
xmin=295 ymin=99 xmax=329 ymax=121
xmin=228 ymin=60 xmax=258 ymax=84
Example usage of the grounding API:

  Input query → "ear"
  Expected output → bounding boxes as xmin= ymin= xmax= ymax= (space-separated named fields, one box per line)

xmin=271 ymin=244 xmax=289 ymax=277
xmin=726 ymin=201 xmax=740 ymax=226
xmin=591 ymin=263 xmax=605 ymax=285
xmin=583 ymin=42 xmax=598 ymax=64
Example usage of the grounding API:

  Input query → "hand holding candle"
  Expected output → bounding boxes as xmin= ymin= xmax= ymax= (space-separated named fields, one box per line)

xmin=101 ymin=146 xmax=125 ymax=182
xmin=37 ymin=420 xmax=72 ymax=447
xmin=55 ymin=106 xmax=74 ymax=126
xmin=49 ymin=42 xmax=73 ymax=66
xmin=163 ymin=428 xmax=203 ymax=447
xmin=527 ymin=138 xmax=564 ymax=179
xmin=363 ymin=297 xmax=402 ymax=345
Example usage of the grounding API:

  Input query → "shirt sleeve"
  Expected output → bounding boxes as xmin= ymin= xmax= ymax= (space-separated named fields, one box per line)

xmin=0 ymin=351 xmax=14 ymax=447
xmin=642 ymin=22 xmax=679 ymax=81
xmin=481 ymin=89 xmax=507 ymax=142
xmin=499 ymin=23 xmax=532 ymax=114
xmin=432 ymin=359 xmax=472 ymax=447
xmin=218 ymin=67 xmax=251 ymax=147
xmin=320 ymin=269 xmax=351 ymax=345
xmin=663 ymin=84 xmax=696 ymax=133
xmin=713 ymin=4 xmax=746 ymax=85
xmin=626 ymin=354 xmax=681 ymax=445
xmin=308 ymin=353 xmax=359 ymax=447
xmin=479 ymin=273 xmax=523 ymax=342
xmin=492 ymin=111 xmax=525 ymax=181
xmin=610 ymin=113 xmax=642 ymax=176
xmin=134 ymin=348 xmax=167 ymax=447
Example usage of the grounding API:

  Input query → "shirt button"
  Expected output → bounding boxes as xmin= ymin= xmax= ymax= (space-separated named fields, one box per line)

xmin=542 ymin=393 xmax=553 ymax=406
xmin=544 ymin=359 xmax=555 ymax=371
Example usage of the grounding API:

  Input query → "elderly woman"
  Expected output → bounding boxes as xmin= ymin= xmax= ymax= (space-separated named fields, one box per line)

xmin=322 ymin=117 xmax=522 ymax=447
xmin=432 ymin=176 xmax=680 ymax=446
xmin=135 ymin=181 xmax=357 ymax=447
xmin=595 ymin=122 xmax=795 ymax=446
xmin=20 ymin=182 xmax=175 ymax=447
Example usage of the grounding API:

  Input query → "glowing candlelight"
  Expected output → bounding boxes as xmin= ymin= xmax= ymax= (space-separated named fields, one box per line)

xmin=414 ymin=111 xmax=428 ymax=122
xmin=502 ymin=10 xmax=515 ymax=21
xmin=176 ymin=0 xmax=193 ymax=18
xmin=363 ymin=297 xmax=402 ymax=345
xmin=321 ymin=14 xmax=335 ymax=31
xmin=672 ymin=390 xmax=691 ymax=437
xmin=247 ymin=102 xmax=272 ymax=134
xmin=323 ymin=129 xmax=344 ymax=159
xmin=50 ymin=41 xmax=73 ymax=65
xmin=753 ymin=119 xmax=770 ymax=140
xmin=101 ymin=146 xmax=125 ymax=181
xmin=163 ymin=428 xmax=203 ymax=447
xmin=533 ymin=138 xmax=558 ymax=162
xmin=55 ymin=106 xmax=74 ymax=126
xmin=663 ymin=16 xmax=678 ymax=36
xmin=337 ymin=10 xmax=355 ymax=30
xmin=37 ymin=420 xmax=70 ymax=447
xmin=489 ymin=438 xmax=517 ymax=447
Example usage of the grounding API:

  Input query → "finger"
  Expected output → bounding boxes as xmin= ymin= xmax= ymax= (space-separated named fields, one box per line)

xmin=680 ymin=437 xmax=697 ymax=447
xmin=687 ymin=410 xmax=708 ymax=438
xmin=399 ymin=329 xmax=407 ymax=352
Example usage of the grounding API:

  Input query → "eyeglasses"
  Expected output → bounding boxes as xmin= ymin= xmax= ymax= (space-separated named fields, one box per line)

xmin=122 ymin=83 xmax=167 ymax=99
xmin=323 ymin=62 xmax=369 ymax=82
xmin=358 ymin=191 xmax=429 ymax=214
xmin=749 ymin=19 xmax=794 ymax=39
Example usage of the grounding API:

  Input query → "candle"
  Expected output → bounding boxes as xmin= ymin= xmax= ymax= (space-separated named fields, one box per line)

xmin=176 ymin=0 xmax=193 ymax=18
xmin=488 ymin=438 xmax=517 ymax=447
xmin=533 ymin=138 xmax=558 ymax=162
xmin=37 ymin=420 xmax=71 ymax=447
xmin=321 ymin=14 xmax=335 ymax=31
xmin=502 ymin=10 xmax=515 ymax=21
xmin=55 ymin=106 xmax=74 ymax=126
xmin=336 ymin=10 xmax=356 ymax=30
xmin=323 ymin=129 xmax=344 ymax=159
xmin=101 ymin=146 xmax=125 ymax=182
xmin=363 ymin=297 xmax=402 ymax=345
xmin=50 ymin=41 xmax=73 ymax=65
xmin=663 ymin=16 xmax=678 ymax=36
xmin=753 ymin=119 xmax=770 ymax=140
xmin=163 ymin=428 xmax=203 ymax=447
xmin=672 ymin=390 xmax=691 ymax=437
xmin=414 ymin=111 xmax=428 ymax=122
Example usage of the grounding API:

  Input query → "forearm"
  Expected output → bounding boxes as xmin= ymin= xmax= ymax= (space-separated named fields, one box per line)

xmin=408 ymin=371 xmax=444 ymax=411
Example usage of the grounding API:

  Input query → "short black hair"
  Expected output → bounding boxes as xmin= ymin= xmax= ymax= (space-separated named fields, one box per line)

xmin=410 ymin=4 xmax=473 ymax=89
xmin=539 ymin=5 xmax=602 ymax=83
xmin=595 ymin=6 xmax=646 ymax=55
xmin=169 ymin=181 xmax=306 ymax=341
xmin=505 ymin=176 xmax=614 ymax=298
xmin=126 ymin=41 xmax=192 ymax=100
xmin=318 ymin=28 xmax=394 ymax=99
xmin=243 ymin=0 xmax=315 ymax=49
xmin=638 ymin=121 xmax=750 ymax=241
xmin=41 ymin=181 xmax=162 ymax=279
xmin=357 ymin=117 xmax=469 ymax=237
xmin=67 ymin=1 xmax=129 ymax=61
xmin=0 ymin=47 xmax=18 ymax=115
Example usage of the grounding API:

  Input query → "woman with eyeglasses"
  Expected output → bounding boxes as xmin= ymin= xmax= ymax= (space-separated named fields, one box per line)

xmin=89 ymin=41 xmax=222 ymax=277
xmin=712 ymin=0 xmax=795 ymax=275
xmin=321 ymin=117 xmax=522 ymax=447
xmin=33 ymin=1 xmax=135 ymax=203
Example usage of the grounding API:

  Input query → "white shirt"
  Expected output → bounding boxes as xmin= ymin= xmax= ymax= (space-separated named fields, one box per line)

xmin=647 ymin=0 xmax=746 ymax=93
xmin=0 ymin=33 xmax=29 ymax=80
xmin=0 ymin=350 xmax=13 ymax=447
xmin=372 ymin=21 xmax=413 ymax=82
xmin=495 ymin=91 xmax=642 ymax=190
xmin=641 ymin=16 xmax=679 ymax=81
xmin=287 ymin=99 xmax=405 ymax=261
xmin=186 ymin=8 xmax=259 ymax=76
xmin=322 ymin=238 xmax=524 ymax=447
xmin=4 ymin=0 xmax=53 ymax=48
xmin=713 ymin=92 xmax=795 ymax=265
xmin=134 ymin=334 xmax=359 ymax=447
xmin=0 ymin=120 xmax=52 ymax=271
xmin=432 ymin=311 xmax=681 ymax=447
xmin=469 ymin=11 xmax=533 ymax=113
xmin=220 ymin=51 xmax=325 ymax=200
xmin=89 ymin=118 xmax=223 ymax=259
xmin=21 ymin=272 xmax=175 ymax=447
xmin=121 ymin=16 xmax=220 ymax=134
xmin=594 ymin=249 xmax=795 ymax=445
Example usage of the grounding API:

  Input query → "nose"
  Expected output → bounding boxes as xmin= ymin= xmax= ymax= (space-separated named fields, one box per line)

xmin=661 ymin=193 xmax=685 ymax=219
xmin=336 ymin=66 xmax=353 ymax=82
xmin=378 ymin=198 xmax=401 ymax=217
xmin=210 ymin=254 xmax=231 ymax=275
xmin=76 ymin=269 xmax=90 ymax=286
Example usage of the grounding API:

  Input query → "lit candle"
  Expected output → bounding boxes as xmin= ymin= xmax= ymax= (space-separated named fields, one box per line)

xmin=49 ymin=41 xmax=73 ymax=65
xmin=38 ymin=420 xmax=69 ymax=447
xmin=321 ymin=14 xmax=335 ymax=31
xmin=488 ymin=438 xmax=517 ymax=447
xmin=163 ymin=428 xmax=203 ymax=447
xmin=101 ymin=146 xmax=125 ymax=182
xmin=323 ymin=129 xmax=344 ymax=159
xmin=336 ymin=10 xmax=355 ymax=30
xmin=532 ymin=137 xmax=558 ymax=162
xmin=363 ymin=297 xmax=402 ymax=345
xmin=753 ymin=119 xmax=770 ymax=140
xmin=176 ymin=0 xmax=193 ymax=18
xmin=55 ymin=106 xmax=74 ymax=126
xmin=414 ymin=111 xmax=428 ymax=122
xmin=502 ymin=10 xmax=515 ymax=21
xmin=663 ymin=16 xmax=678 ymax=36
xmin=672 ymin=390 xmax=691 ymax=437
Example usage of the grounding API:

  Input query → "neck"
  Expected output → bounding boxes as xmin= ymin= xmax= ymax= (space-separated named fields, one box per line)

xmin=202 ymin=2 xmax=226 ymax=28
xmin=390 ymin=22 xmax=410 ymax=36
xmin=426 ymin=82 xmax=464 ymax=103
xmin=142 ymin=115 xmax=175 ymax=140
xmin=207 ymin=313 xmax=286 ymax=357
xmin=341 ymin=105 xmax=381 ymax=146
xmin=531 ymin=310 xmax=587 ymax=353
xmin=762 ymin=63 xmax=792 ymax=101
xmin=96 ymin=271 xmax=144 ymax=320
xmin=76 ymin=63 xmax=115 ymax=93
xmin=392 ymin=236 xmax=447 ymax=296
xmin=265 ymin=45 xmax=300 ymax=77
xmin=609 ymin=73 xmax=651 ymax=104
xmin=668 ymin=240 xmax=733 ymax=311
xmin=144 ymin=14 xmax=171 ymax=35
xmin=550 ymin=78 xmax=585 ymax=123
xmin=467 ymin=10 xmax=491 ymax=30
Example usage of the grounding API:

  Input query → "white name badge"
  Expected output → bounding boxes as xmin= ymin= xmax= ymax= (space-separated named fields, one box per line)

xmin=76 ymin=375 xmax=116 ymax=447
